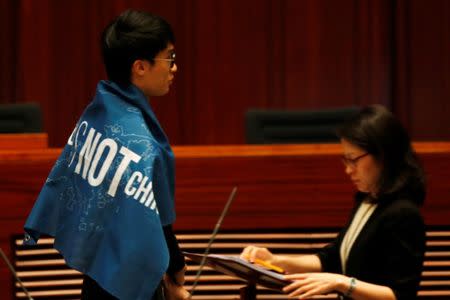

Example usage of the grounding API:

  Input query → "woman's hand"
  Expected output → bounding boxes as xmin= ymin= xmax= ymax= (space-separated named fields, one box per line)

xmin=240 ymin=245 xmax=274 ymax=263
xmin=283 ymin=272 xmax=347 ymax=299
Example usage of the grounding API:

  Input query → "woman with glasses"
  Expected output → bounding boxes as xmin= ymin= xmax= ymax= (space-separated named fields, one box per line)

xmin=241 ymin=105 xmax=426 ymax=300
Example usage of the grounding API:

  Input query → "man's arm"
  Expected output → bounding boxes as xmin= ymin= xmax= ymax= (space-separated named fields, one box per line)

xmin=163 ymin=224 xmax=186 ymax=284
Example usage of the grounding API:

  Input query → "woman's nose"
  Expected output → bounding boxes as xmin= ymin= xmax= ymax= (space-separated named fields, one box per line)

xmin=345 ymin=164 xmax=353 ymax=175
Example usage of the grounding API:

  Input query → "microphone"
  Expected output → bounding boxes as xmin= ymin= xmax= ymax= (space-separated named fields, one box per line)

xmin=187 ymin=186 xmax=238 ymax=299
xmin=0 ymin=247 xmax=34 ymax=300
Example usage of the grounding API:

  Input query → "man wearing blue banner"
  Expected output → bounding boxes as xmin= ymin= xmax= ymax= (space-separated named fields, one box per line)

xmin=23 ymin=10 xmax=188 ymax=300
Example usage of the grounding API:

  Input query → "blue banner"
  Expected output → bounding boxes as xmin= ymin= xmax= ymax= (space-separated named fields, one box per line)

xmin=24 ymin=80 xmax=176 ymax=299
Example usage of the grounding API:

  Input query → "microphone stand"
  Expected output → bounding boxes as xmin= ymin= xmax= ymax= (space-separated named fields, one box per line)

xmin=187 ymin=186 xmax=238 ymax=299
xmin=0 ymin=247 xmax=33 ymax=300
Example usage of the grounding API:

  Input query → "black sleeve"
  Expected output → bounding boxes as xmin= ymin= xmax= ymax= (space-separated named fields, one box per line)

xmin=377 ymin=202 xmax=425 ymax=300
xmin=316 ymin=229 xmax=345 ymax=274
xmin=163 ymin=224 xmax=186 ymax=276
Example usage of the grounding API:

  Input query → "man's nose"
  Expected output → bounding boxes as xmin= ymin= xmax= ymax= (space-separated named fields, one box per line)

xmin=171 ymin=63 xmax=178 ymax=72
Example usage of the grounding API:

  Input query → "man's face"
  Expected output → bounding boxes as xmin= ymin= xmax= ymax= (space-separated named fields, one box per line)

xmin=131 ymin=43 xmax=177 ymax=98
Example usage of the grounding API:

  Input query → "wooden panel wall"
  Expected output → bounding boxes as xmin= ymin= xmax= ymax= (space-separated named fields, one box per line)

xmin=0 ymin=0 xmax=449 ymax=146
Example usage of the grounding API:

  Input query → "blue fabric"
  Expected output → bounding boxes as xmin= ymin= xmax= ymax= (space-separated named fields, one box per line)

xmin=24 ymin=80 xmax=176 ymax=300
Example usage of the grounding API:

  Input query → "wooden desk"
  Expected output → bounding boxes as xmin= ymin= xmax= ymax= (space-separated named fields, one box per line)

xmin=1 ymin=136 xmax=450 ymax=298
xmin=0 ymin=133 xmax=48 ymax=150
xmin=172 ymin=142 xmax=450 ymax=230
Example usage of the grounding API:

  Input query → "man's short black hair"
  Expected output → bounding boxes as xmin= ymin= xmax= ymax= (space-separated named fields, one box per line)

xmin=101 ymin=10 xmax=175 ymax=86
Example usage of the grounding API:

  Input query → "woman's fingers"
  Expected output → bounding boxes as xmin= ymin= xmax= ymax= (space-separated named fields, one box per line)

xmin=288 ymin=281 xmax=320 ymax=298
xmin=294 ymin=284 xmax=324 ymax=299
xmin=240 ymin=245 xmax=257 ymax=261
xmin=282 ymin=273 xmax=339 ymax=299
xmin=284 ymin=273 xmax=309 ymax=280
xmin=240 ymin=246 xmax=271 ymax=263
xmin=283 ymin=278 xmax=311 ymax=293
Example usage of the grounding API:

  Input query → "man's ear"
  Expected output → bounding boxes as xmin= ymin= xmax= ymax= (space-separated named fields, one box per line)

xmin=131 ymin=59 xmax=148 ymax=77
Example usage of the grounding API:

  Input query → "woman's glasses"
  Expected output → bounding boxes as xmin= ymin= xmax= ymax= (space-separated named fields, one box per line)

xmin=341 ymin=152 xmax=369 ymax=168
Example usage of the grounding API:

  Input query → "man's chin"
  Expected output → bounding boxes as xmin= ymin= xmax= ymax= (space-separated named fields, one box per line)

xmin=149 ymin=89 xmax=170 ymax=97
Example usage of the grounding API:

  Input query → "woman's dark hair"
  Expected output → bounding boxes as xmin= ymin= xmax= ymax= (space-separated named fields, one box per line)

xmin=337 ymin=105 xmax=426 ymax=205
xmin=101 ymin=10 xmax=175 ymax=86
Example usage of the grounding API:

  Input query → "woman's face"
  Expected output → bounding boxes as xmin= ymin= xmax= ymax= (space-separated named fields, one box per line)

xmin=340 ymin=138 xmax=382 ymax=195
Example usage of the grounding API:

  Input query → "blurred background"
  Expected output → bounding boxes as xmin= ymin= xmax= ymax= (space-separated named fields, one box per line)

xmin=0 ymin=0 xmax=449 ymax=147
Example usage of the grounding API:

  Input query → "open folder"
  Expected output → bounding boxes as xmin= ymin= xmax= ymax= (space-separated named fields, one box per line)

xmin=183 ymin=252 xmax=291 ymax=291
